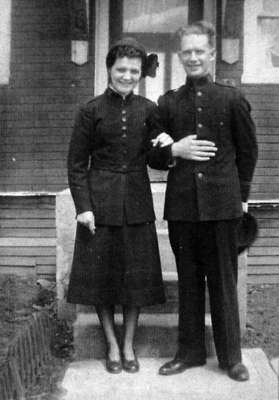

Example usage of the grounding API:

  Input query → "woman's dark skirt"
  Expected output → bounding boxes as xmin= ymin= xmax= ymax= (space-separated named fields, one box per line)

xmin=67 ymin=221 xmax=165 ymax=307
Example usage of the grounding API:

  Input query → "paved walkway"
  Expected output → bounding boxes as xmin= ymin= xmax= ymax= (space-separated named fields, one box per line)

xmin=57 ymin=349 xmax=278 ymax=400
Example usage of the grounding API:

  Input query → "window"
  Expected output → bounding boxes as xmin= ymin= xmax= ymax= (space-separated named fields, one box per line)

xmin=243 ymin=0 xmax=279 ymax=83
xmin=122 ymin=0 xmax=189 ymax=101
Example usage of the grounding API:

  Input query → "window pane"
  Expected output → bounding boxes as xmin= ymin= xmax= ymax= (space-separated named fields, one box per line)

xmin=145 ymin=53 xmax=165 ymax=101
xmin=0 ymin=0 xmax=11 ymax=84
xmin=259 ymin=18 xmax=279 ymax=68
xmin=123 ymin=0 xmax=188 ymax=33
xmin=171 ymin=53 xmax=186 ymax=89
xmin=263 ymin=0 xmax=279 ymax=14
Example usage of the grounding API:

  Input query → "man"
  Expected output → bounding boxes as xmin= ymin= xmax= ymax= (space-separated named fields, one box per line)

xmin=149 ymin=21 xmax=258 ymax=381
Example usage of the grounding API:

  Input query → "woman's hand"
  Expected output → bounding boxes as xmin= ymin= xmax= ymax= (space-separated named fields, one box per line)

xmin=77 ymin=211 xmax=96 ymax=235
xmin=151 ymin=132 xmax=174 ymax=148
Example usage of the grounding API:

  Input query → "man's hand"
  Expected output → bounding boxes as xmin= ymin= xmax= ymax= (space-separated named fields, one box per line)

xmin=171 ymin=135 xmax=217 ymax=161
xmin=151 ymin=132 xmax=174 ymax=148
xmin=77 ymin=211 xmax=96 ymax=235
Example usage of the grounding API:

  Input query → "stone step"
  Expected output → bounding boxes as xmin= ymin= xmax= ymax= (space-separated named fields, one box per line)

xmin=157 ymin=229 xmax=176 ymax=273
xmin=72 ymin=312 xmax=215 ymax=361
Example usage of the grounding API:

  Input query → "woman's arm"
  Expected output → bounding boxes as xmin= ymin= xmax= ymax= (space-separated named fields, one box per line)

xmin=146 ymin=98 xmax=175 ymax=170
xmin=68 ymin=105 xmax=94 ymax=216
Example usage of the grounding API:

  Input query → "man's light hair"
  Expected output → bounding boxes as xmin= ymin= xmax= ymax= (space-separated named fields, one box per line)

xmin=176 ymin=20 xmax=216 ymax=48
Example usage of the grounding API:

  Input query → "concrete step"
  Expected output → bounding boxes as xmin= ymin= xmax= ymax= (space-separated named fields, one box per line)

xmin=72 ymin=312 xmax=215 ymax=361
xmin=59 ymin=349 xmax=278 ymax=400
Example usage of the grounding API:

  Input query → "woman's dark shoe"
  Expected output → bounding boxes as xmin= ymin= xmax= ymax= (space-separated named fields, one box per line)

xmin=105 ymin=356 xmax=122 ymax=374
xmin=122 ymin=356 xmax=140 ymax=373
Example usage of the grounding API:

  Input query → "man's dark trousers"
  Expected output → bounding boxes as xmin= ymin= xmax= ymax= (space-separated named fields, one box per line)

xmin=168 ymin=219 xmax=242 ymax=368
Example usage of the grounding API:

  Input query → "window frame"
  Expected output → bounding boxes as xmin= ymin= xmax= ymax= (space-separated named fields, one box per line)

xmin=242 ymin=0 xmax=279 ymax=84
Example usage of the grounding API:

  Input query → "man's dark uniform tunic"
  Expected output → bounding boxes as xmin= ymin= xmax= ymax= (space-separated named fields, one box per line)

xmin=149 ymin=75 xmax=258 ymax=367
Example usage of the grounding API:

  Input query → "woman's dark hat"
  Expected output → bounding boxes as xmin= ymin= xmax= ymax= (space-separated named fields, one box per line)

xmin=237 ymin=212 xmax=258 ymax=254
xmin=107 ymin=37 xmax=159 ymax=78
xmin=109 ymin=37 xmax=147 ymax=58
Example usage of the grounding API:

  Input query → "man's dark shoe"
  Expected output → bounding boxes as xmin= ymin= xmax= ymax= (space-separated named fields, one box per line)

xmin=158 ymin=358 xmax=206 ymax=376
xmin=226 ymin=363 xmax=249 ymax=381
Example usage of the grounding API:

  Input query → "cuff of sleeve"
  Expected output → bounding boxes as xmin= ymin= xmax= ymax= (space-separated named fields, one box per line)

xmin=71 ymin=189 xmax=93 ymax=216
xmin=165 ymin=145 xmax=176 ymax=168
xmin=240 ymin=181 xmax=251 ymax=202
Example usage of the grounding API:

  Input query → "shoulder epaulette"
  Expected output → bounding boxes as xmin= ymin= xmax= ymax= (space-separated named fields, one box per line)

xmin=215 ymin=78 xmax=237 ymax=88
xmin=86 ymin=94 xmax=103 ymax=104
xmin=165 ymin=87 xmax=181 ymax=97
xmin=136 ymin=93 xmax=155 ymax=105
xmin=164 ymin=89 xmax=175 ymax=96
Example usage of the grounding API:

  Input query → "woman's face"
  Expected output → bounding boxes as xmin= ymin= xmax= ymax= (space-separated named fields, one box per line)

xmin=109 ymin=56 xmax=142 ymax=97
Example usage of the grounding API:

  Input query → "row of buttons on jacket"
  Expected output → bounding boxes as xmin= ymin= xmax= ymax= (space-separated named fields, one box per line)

xmin=196 ymin=91 xmax=204 ymax=181
xmin=121 ymin=109 xmax=128 ymax=169
xmin=121 ymin=109 xmax=127 ymax=139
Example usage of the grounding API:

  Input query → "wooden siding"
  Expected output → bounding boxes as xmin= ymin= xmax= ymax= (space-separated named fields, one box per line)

xmin=0 ymin=0 xmax=94 ymax=192
xmin=0 ymin=195 xmax=278 ymax=284
xmin=0 ymin=195 xmax=56 ymax=279
xmin=248 ymin=204 xmax=279 ymax=284
xmin=243 ymin=85 xmax=279 ymax=200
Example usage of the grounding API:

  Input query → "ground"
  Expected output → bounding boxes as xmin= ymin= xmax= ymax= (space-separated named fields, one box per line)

xmin=243 ymin=283 xmax=279 ymax=359
xmin=0 ymin=274 xmax=278 ymax=399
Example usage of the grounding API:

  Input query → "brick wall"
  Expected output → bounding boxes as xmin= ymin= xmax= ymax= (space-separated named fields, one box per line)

xmin=0 ymin=0 xmax=94 ymax=192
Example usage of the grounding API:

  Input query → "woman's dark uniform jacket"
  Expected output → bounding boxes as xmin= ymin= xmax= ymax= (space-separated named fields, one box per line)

xmin=67 ymin=87 xmax=165 ymax=306
xmin=148 ymin=76 xmax=258 ymax=221
xmin=68 ymin=88 xmax=156 ymax=225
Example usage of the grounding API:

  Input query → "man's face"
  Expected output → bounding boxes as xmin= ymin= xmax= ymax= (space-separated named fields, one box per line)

xmin=178 ymin=33 xmax=215 ymax=79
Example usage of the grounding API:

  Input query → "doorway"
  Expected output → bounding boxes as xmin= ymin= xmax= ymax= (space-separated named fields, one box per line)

xmin=105 ymin=0 xmax=216 ymax=101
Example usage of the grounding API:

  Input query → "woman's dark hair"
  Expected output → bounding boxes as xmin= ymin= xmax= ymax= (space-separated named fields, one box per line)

xmin=106 ymin=45 xmax=146 ymax=70
xmin=106 ymin=37 xmax=159 ymax=78
xmin=106 ymin=37 xmax=147 ymax=75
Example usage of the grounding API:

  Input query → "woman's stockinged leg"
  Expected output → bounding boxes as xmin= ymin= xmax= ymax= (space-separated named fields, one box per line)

xmin=122 ymin=306 xmax=140 ymax=360
xmin=95 ymin=305 xmax=121 ymax=361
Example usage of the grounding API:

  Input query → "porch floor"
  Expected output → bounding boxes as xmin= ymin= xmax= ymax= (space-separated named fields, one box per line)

xmin=57 ymin=349 xmax=278 ymax=400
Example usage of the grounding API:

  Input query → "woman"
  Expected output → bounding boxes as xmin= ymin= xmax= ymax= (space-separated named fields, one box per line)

xmin=67 ymin=37 xmax=169 ymax=374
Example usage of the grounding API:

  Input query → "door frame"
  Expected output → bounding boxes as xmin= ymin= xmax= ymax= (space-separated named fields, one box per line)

xmin=93 ymin=0 xmax=217 ymax=95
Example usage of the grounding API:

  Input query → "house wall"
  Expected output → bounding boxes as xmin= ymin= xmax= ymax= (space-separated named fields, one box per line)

xmin=1 ymin=0 xmax=278 ymax=199
xmin=244 ymin=85 xmax=279 ymax=200
xmin=214 ymin=0 xmax=279 ymax=282
xmin=0 ymin=0 xmax=94 ymax=192
xmin=249 ymin=205 xmax=279 ymax=284
xmin=0 ymin=195 xmax=56 ymax=279
xmin=0 ymin=0 xmax=278 ymax=282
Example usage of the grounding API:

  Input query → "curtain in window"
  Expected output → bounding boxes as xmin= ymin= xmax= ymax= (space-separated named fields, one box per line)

xmin=123 ymin=0 xmax=188 ymax=33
